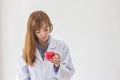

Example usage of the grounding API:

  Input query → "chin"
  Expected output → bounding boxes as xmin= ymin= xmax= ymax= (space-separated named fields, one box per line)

xmin=41 ymin=38 xmax=48 ymax=42
xmin=39 ymin=36 xmax=49 ymax=42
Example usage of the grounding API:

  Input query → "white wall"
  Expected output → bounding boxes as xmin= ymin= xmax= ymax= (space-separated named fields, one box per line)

xmin=0 ymin=0 xmax=120 ymax=80
xmin=0 ymin=0 xmax=3 ymax=80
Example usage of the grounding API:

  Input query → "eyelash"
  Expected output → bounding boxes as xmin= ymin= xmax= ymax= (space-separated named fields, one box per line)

xmin=45 ymin=29 xmax=48 ymax=31
xmin=36 ymin=29 xmax=48 ymax=33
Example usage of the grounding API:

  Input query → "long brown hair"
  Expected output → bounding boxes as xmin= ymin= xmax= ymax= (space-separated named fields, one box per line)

xmin=23 ymin=10 xmax=53 ymax=66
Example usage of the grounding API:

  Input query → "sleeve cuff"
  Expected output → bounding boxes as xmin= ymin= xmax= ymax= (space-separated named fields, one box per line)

xmin=53 ymin=64 xmax=59 ymax=73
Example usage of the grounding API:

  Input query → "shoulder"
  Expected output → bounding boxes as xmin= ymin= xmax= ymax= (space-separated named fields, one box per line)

xmin=18 ymin=49 xmax=24 ymax=57
xmin=56 ymin=39 xmax=67 ymax=46
xmin=17 ymin=49 xmax=28 ymax=65
xmin=17 ymin=49 xmax=24 ymax=61
xmin=51 ymin=36 xmax=68 ymax=48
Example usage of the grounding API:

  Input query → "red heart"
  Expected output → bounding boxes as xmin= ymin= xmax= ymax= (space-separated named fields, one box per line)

xmin=45 ymin=51 xmax=55 ymax=60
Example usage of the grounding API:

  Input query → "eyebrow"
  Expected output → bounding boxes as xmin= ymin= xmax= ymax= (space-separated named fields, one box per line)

xmin=43 ymin=26 xmax=48 ymax=29
xmin=36 ymin=26 xmax=48 ymax=32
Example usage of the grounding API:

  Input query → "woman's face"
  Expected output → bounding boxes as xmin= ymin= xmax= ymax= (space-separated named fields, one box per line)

xmin=35 ymin=22 xmax=50 ymax=43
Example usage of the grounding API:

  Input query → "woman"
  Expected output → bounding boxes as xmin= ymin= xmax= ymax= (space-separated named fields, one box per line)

xmin=16 ymin=10 xmax=75 ymax=80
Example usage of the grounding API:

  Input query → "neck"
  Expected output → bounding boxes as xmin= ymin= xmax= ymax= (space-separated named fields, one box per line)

xmin=39 ymin=42 xmax=46 ymax=49
xmin=38 ymin=40 xmax=47 ymax=49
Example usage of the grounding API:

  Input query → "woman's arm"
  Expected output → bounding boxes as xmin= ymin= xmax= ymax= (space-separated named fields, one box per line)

xmin=53 ymin=43 xmax=75 ymax=80
xmin=16 ymin=51 xmax=30 ymax=80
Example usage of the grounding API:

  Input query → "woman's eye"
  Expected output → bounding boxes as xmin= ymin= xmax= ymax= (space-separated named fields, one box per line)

xmin=45 ymin=29 xmax=48 ymax=31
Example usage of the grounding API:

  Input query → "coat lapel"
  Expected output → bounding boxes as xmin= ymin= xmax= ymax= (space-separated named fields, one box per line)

xmin=47 ymin=36 xmax=57 ymax=51
xmin=36 ymin=48 xmax=43 ymax=62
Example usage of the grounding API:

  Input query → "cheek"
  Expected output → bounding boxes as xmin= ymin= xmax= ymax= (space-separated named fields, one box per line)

xmin=36 ymin=33 xmax=49 ymax=39
xmin=46 ymin=32 xmax=50 ymax=35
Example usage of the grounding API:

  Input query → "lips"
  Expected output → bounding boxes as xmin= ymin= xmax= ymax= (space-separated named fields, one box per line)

xmin=41 ymin=38 xmax=46 ymax=40
xmin=45 ymin=51 xmax=55 ymax=60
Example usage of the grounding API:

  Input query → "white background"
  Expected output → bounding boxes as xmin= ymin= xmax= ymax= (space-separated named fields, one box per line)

xmin=0 ymin=0 xmax=120 ymax=80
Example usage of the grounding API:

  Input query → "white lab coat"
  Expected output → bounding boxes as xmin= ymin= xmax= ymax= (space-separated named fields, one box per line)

xmin=16 ymin=36 xmax=75 ymax=80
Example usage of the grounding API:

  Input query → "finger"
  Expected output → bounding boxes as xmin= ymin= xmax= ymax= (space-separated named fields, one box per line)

xmin=53 ymin=56 xmax=59 ymax=60
xmin=54 ymin=53 xmax=61 ymax=60
xmin=55 ymin=53 xmax=60 ymax=58
xmin=53 ymin=57 xmax=61 ymax=62
xmin=49 ymin=59 xmax=60 ymax=64
xmin=49 ymin=59 xmax=57 ymax=64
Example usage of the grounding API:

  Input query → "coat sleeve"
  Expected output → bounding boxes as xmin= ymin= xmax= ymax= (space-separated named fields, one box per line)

xmin=54 ymin=43 xmax=75 ymax=80
xmin=16 ymin=51 xmax=30 ymax=80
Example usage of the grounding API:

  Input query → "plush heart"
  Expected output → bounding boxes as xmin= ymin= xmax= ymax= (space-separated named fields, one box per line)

xmin=45 ymin=51 xmax=55 ymax=60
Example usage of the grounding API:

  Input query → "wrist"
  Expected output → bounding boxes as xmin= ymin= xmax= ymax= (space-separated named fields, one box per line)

xmin=55 ymin=64 xmax=60 ymax=68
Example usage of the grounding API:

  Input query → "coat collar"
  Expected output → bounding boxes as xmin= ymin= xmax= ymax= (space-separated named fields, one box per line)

xmin=48 ymin=35 xmax=56 ymax=49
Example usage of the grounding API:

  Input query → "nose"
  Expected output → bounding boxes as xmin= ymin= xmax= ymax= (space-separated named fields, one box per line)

xmin=40 ymin=31 xmax=45 ymax=36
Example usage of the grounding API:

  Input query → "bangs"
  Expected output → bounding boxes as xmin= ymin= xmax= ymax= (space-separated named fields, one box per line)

xmin=31 ymin=15 xmax=48 ymax=32
xmin=34 ymin=21 xmax=48 ymax=31
xmin=34 ymin=20 xmax=42 ymax=32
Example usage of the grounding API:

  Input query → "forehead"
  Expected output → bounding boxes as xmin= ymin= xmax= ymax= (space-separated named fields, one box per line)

xmin=35 ymin=21 xmax=49 ymax=32
xmin=41 ymin=21 xmax=49 ymax=28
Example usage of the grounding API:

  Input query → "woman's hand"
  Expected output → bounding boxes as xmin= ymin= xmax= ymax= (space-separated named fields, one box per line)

xmin=49 ymin=53 xmax=61 ymax=68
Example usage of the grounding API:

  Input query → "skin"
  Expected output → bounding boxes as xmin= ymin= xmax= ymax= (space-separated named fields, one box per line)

xmin=35 ymin=22 xmax=61 ymax=68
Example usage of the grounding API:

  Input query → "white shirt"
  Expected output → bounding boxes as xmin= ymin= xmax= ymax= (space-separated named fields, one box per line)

xmin=16 ymin=36 xmax=75 ymax=80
